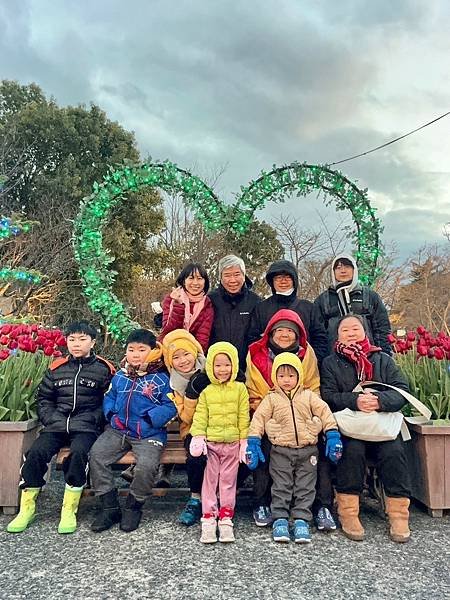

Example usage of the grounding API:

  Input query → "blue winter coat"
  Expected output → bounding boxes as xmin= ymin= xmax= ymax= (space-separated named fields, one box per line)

xmin=103 ymin=369 xmax=177 ymax=443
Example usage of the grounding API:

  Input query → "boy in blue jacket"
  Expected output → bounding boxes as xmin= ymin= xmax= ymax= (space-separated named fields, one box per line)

xmin=90 ymin=329 xmax=177 ymax=533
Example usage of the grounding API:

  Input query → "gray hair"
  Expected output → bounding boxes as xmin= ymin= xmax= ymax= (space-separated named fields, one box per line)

xmin=218 ymin=254 xmax=246 ymax=276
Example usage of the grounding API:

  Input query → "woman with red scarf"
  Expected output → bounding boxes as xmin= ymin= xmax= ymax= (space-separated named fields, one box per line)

xmin=159 ymin=263 xmax=214 ymax=353
xmin=320 ymin=315 xmax=411 ymax=543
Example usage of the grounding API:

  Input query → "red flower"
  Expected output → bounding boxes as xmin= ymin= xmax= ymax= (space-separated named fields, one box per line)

xmin=416 ymin=326 xmax=427 ymax=336
xmin=434 ymin=348 xmax=445 ymax=360
xmin=0 ymin=349 xmax=10 ymax=360
xmin=0 ymin=324 xmax=12 ymax=335
xmin=55 ymin=336 xmax=67 ymax=347
xmin=0 ymin=335 xmax=9 ymax=345
xmin=417 ymin=345 xmax=428 ymax=356
xmin=53 ymin=350 xmax=63 ymax=357
xmin=387 ymin=333 xmax=397 ymax=344
xmin=30 ymin=324 xmax=39 ymax=332
xmin=406 ymin=331 xmax=416 ymax=342
xmin=8 ymin=340 xmax=18 ymax=349
xmin=43 ymin=345 xmax=55 ymax=356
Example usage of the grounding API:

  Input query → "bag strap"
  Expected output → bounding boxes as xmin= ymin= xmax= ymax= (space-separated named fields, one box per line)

xmin=359 ymin=381 xmax=432 ymax=420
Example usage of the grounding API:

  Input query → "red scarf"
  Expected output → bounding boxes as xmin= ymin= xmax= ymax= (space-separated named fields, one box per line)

xmin=334 ymin=337 xmax=381 ymax=381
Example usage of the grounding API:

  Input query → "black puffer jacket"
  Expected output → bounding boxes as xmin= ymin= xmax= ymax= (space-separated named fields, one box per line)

xmin=314 ymin=286 xmax=392 ymax=354
xmin=37 ymin=354 xmax=115 ymax=434
xmin=247 ymin=260 xmax=329 ymax=365
xmin=208 ymin=278 xmax=261 ymax=370
xmin=320 ymin=351 xmax=409 ymax=413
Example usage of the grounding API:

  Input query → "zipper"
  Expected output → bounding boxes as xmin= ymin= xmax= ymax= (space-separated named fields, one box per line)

xmin=289 ymin=395 xmax=299 ymax=446
xmin=67 ymin=363 xmax=82 ymax=434
xmin=125 ymin=377 xmax=137 ymax=433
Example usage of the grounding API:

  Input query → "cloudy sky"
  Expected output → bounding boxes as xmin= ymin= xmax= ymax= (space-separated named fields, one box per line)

xmin=1 ymin=0 xmax=449 ymax=259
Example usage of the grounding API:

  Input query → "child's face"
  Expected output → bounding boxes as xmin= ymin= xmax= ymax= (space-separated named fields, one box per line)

xmin=126 ymin=343 xmax=152 ymax=367
xmin=66 ymin=333 xmax=95 ymax=359
xmin=276 ymin=367 xmax=299 ymax=392
xmin=172 ymin=349 xmax=196 ymax=373
xmin=213 ymin=353 xmax=232 ymax=382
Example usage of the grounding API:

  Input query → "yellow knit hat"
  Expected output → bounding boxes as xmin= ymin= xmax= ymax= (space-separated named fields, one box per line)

xmin=162 ymin=329 xmax=203 ymax=368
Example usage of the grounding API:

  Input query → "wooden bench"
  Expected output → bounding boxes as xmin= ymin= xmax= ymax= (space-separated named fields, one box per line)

xmin=55 ymin=422 xmax=187 ymax=495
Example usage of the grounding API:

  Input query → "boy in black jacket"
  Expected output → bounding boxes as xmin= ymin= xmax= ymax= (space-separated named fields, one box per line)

xmin=6 ymin=321 xmax=114 ymax=535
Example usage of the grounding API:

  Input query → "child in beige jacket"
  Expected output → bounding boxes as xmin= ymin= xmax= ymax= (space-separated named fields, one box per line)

xmin=246 ymin=352 xmax=342 ymax=543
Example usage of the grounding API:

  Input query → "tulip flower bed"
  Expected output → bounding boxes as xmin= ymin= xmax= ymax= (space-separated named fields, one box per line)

xmin=0 ymin=324 xmax=67 ymax=421
xmin=389 ymin=327 xmax=450 ymax=422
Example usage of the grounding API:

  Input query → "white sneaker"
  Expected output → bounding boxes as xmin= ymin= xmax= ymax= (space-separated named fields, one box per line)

xmin=218 ymin=518 xmax=235 ymax=543
xmin=200 ymin=517 xmax=217 ymax=543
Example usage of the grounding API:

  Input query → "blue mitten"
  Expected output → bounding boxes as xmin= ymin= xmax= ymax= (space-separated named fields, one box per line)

xmin=325 ymin=430 xmax=343 ymax=463
xmin=246 ymin=436 xmax=266 ymax=471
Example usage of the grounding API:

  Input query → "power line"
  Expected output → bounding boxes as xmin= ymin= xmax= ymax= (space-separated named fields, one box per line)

xmin=330 ymin=110 xmax=450 ymax=166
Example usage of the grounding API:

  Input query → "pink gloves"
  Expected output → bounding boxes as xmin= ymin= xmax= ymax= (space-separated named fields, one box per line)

xmin=189 ymin=435 xmax=207 ymax=457
xmin=239 ymin=439 xmax=248 ymax=463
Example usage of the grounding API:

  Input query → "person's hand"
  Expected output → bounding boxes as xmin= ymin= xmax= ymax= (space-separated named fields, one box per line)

xmin=305 ymin=416 xmax=322 ymax=437
xmin=325 ymin=430 xmax=343 ymax=463
xmin=357 ymin=392 xmax=380 ymax=412
xmin=185 ymin=371 xmax=210 ymax=399
xmin=189 ymin=436 xmax=207 ymax=457
xmin=169 ymin=287 xmax=184 ymax=303
xmin=246 ymin=436 xmax=266 ymax=470
xmin=265 ymin=419 xmax=282 ymax=438
xmin=239 ymin=439 xmax=248 ymax=463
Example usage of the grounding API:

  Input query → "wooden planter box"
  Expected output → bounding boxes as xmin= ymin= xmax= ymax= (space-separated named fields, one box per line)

xmin=0 ymin=419 xmax=39 ymax=514
xmin=407 ymin=421 xmax=450 ymax=517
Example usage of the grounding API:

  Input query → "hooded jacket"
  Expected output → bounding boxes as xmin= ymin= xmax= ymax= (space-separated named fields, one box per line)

xmin=189 ymin=342 xmax=250 ymax=443
xmin=245 ymin=309 xmax=320 ymax=412
xmin=314 ymin=254 xmax=392 ymax=354
xmin=208 ymin=277 xmax=261 ymax=370
xmin=249 ymin=353 xmax=337 ymax=448
xmin=247 ymin=260 xmax=329 ymax=365
xmin=37 ymin=353 xmax=115 ymax=434
xmin=103 ymin=345 xmax=177 ymax=443
xmin=161 ymin=329 xmax=206 ymax=440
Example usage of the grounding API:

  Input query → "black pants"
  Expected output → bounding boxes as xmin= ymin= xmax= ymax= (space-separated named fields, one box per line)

xmin=335 ymin=435 xmax=411 ymax=498
xmin=252 ymin=435 xmax=272 ymax=508
xmin=184 ymin=435 xmax=207 ymax=494
xmin=312 ymin=435 xmax=335 ymax=514
xmin=21 ymin=431 xmax=97 ymax=489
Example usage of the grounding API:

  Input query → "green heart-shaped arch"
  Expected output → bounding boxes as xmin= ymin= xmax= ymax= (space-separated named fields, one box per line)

xmin=73 ymin=161 xmax=382 ymax=341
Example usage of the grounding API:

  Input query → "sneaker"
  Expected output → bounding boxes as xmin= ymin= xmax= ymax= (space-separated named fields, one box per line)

xmin=200 ymin=517 xmax=217 ymax=544
xmin=253 ymin=505 xmax=272 ymax=527
xmin=218 ymin=518 xmax=235 ymax=543
xmin=178 ymin=498 xmax=202 ymax=526
xmin=293 ymin=519 xmax=311 ymax=543
xmin=272 ymin=518 xmax=290 ymax=543
xmin=315 ymin=507 xmax=337 ymax=531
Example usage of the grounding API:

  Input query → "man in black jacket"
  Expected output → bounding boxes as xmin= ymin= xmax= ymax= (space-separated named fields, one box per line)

xmin=208 ymin=255 xmax=261 ymax=370
xmin=247 ymin=260 xmax=329 ymax=365
xmin=314 ymin=254 xmax=392 ymax=354
xmin=6 ymin=321 xmax=114 ymax=535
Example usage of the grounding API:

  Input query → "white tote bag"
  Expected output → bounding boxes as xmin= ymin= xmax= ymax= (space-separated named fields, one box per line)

xmin=333 ymin=381 xmax=432 ymax=442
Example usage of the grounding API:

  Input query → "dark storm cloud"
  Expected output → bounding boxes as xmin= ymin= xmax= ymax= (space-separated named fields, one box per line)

xmin=0 ymin=0 xmax=448 ymax=258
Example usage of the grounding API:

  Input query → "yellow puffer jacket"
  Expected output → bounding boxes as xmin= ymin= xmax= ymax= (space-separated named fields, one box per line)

xmin=190 ymin=342 xmax=250 ymax=443
xmin=170 ymin=390 xmax=198 ymax=440
xmin=248 ymin=353 xmax=337 ymax=448
xmin=246 ymin=343 xmax=320 ymax=412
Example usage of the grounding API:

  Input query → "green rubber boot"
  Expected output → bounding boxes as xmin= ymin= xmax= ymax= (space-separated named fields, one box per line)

xmin=58 ymin=485 xmax=83 ymax=534
xmin=7 ymin=488 xmax=40 ymax=533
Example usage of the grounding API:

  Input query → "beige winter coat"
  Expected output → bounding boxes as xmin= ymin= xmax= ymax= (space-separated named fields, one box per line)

xmin=248 ymin=352 xmax=337 ymax=448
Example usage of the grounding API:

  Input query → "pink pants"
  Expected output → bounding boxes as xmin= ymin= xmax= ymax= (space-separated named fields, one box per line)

xmin=201 ymin=441 xmax=240 ymax=517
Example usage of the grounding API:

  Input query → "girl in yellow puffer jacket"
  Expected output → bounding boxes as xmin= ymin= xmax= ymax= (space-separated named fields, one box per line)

xmin=189 ymin=342 xmax=250 ymax=544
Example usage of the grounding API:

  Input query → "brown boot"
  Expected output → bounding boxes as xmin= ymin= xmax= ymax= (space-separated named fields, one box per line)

xmin=336 ymin=493 xmax=365 ymax=541
xmin=385 ymin=497 xmax=411 ymax=543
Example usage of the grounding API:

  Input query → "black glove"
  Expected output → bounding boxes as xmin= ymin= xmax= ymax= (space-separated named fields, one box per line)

xmin=185 ymin=370 xmax=210 ymax=399
xmin=235 ymin=369 xmax=246 ymax=383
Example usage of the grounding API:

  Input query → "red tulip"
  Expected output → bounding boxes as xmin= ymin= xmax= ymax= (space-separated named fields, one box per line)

xmin=387 ymin=333 xmax=397 ymax=343
xmin=417 ymin=345 xmax=428 ymax=356
xmin=55 ymin=336 xmax=67 ymax=347
xmin=43 ymin=345 xmax=55 ymax=356
xmin=406 ymin=331 xmax=416 ymax=342
xmin=8 ymin=340 xmax=18 ymax=349
xmin=434 ymin=348 xmax=445 ymax=360
xmin=0 ymin=335 xmax=9 ymax=345
xmin=416 ymin=326 xmax=427 ymax=336
xmin=0 ymin=324 xmax=12 ymax=335
xmin=0 ymin=349 xmax=10 ymax=360
xmin=30 ymin=324 xmax=39 ymax=332
xmin=53 ymin=350 xmax=63 ymax=357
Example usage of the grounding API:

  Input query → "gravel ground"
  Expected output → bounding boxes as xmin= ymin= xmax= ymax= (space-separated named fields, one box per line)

xmin=1 ymin=469 xmax=449 ymax=600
